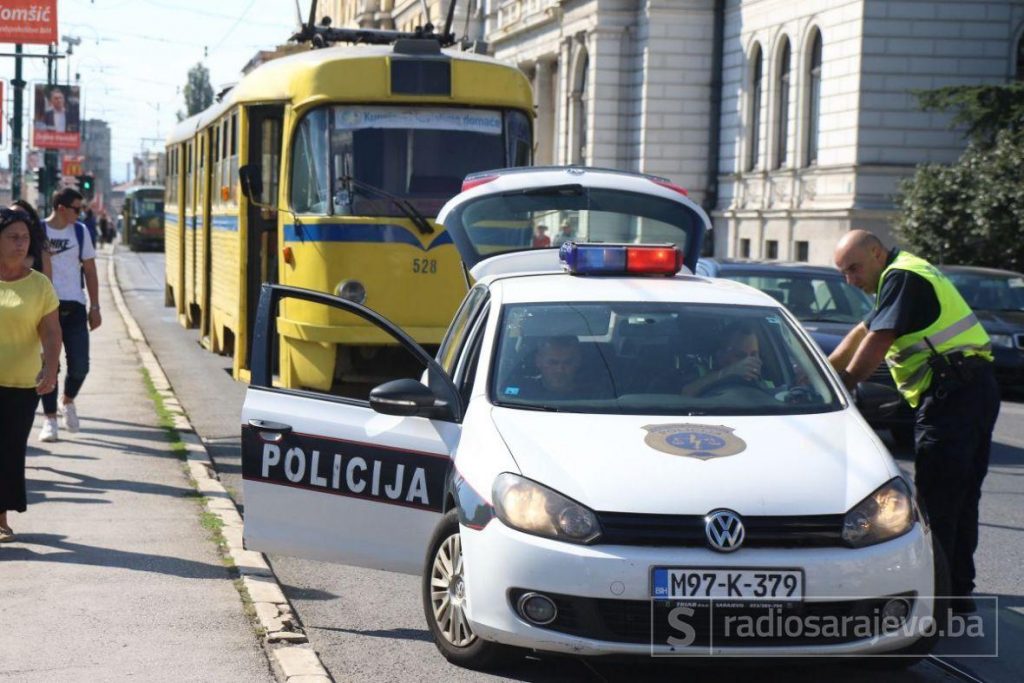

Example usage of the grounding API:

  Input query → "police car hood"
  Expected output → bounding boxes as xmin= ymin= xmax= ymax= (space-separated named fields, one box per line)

xmin=490 ymin=408 xmax=895 ymax=516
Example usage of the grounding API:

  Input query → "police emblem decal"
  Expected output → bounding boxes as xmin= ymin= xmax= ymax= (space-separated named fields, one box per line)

xmin=641 ymin=424 xmax=747 ymax=459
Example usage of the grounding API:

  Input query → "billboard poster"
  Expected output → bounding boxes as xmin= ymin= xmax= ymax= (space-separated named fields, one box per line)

xmin=32 ymin=84 xmax=81 ymax=150
xmin=62 ymin=155 xmax=84 ymax=176
xmin=0 ymin=1 xmax=57 ymax=45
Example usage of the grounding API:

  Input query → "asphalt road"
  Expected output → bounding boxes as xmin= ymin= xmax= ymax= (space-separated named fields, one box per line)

xmin=116 ymin=249 xmax=1023 ymax=682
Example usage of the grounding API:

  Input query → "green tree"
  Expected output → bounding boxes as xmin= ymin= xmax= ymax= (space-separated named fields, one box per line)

xmin=183 ymin=62 xmax=214 ymax=117
xmin=894 ymin=84 xmax=1024 ymax=270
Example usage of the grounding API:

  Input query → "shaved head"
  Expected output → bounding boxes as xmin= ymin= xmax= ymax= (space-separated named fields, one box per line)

xmin=834 ymin=230 xmax=889 ymax=294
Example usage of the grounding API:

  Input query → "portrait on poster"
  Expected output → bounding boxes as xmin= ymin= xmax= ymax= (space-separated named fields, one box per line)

xmin=32 ymin=83 xmax=81 ymax=149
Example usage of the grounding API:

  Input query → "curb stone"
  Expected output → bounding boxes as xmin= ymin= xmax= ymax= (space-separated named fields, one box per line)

xmin=107 ymin=251 xmax=329 ymax=681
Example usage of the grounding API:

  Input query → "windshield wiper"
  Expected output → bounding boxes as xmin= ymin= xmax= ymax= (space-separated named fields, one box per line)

xmin=338 ymin=175 xmax=434 ymax=235
xmin=798 ymin=316 xmax=854 ymax=324
xmin=494 ymin=401 xmax=560 ymax=412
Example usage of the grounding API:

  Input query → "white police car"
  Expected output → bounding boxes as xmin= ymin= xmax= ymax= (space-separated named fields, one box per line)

xmin=241 ymin=167 xmax=938 ymax=668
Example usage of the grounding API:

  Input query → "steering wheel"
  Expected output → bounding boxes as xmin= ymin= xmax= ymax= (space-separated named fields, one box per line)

xmin=696 ymin=373 xmax=764 ymax=397
xmin=774 ymin=384 xmax=817 ymax=404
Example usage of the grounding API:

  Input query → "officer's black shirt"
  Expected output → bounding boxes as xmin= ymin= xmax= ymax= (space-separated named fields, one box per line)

xmin=863 ymin=248 xmax=941 ymax=337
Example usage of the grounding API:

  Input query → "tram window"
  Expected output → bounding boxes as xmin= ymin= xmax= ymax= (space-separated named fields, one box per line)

xmin=292 ymin=106 xmax=516 ymax=217
xmin=186 ymin=144 xmax=193 ymax=206
xmin=261 ymin=119 xmax=281 ymax=207
xmin=229 ymin=112 xmax=239 ymax=205
xmin=291 ymin=108 xmax=330 ymax=214
xmin=506 ymin=110 xmax=531 ymax=167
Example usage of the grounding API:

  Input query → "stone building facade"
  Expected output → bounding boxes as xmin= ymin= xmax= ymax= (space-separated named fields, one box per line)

xmin=82 ymin=119 xmax=112 ymax=211
xmin=324 ymin=0 xmax=1024 ymax=264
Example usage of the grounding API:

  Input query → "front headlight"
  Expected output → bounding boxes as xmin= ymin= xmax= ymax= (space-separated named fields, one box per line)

xmin=989 ymin=333 xmax=1014 ymax=349
xmin=842 ymin=478 xmax=915 ymax=548
xmin=335 ymin=279 xmax=367 ymax=304
xmin=492 ymin=473 xmax=601 ymax=544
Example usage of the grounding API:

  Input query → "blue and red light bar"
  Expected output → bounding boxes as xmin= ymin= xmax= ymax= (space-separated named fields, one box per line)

xmin=559 ymin=243 xmax=684 ymax=276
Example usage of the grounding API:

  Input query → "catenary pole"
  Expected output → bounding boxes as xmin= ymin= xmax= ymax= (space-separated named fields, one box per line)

xmin=11 ymin=44 xmax=24 ymax=198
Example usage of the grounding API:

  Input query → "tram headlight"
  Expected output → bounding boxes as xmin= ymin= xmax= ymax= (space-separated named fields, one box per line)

xmin=335 ymin=280 xmax=367 ymax=305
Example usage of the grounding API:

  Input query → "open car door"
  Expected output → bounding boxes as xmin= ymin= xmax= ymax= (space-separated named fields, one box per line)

xmin=241 ymin=284 xmax=462 ymax=574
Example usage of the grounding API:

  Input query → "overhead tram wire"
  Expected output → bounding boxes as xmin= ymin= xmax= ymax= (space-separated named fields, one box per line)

xmin=208 ymin=0 xmax=259 ymax=56
xmin=137 ymin=0 xmax=285 ymax=27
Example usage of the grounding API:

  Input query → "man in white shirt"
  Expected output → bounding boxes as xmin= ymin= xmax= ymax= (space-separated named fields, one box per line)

xmin=39 ymin=188 xmax=102 ymax=442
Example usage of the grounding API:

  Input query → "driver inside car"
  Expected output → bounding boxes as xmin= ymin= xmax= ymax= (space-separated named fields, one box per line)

xmin=515 ymin=336 xmax=611 ymax=401
xmin=680 ymin=322 xmax=770 ymax=397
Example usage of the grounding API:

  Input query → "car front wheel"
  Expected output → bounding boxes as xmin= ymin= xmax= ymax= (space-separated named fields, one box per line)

xmin=421 ymin=509 xmax=516 ymax=670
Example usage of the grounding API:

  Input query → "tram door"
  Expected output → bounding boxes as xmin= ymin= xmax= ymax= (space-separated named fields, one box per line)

xmin=244 ymin=106 xmax=284 ymax=369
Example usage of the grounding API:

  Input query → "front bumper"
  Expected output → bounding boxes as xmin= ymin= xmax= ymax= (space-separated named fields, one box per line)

xmin=461 ymin=520 xmax=934 ymax=657
xmin=993 ymin=347 xmax=1024 ymax=389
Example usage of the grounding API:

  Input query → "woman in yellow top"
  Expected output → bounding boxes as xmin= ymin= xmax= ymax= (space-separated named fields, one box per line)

xmin=1 ymin=207 xmax=61 ymax=542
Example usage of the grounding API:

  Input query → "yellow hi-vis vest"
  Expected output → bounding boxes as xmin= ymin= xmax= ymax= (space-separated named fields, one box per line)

xmin=879 ymin=251 xmax=992 ymax=408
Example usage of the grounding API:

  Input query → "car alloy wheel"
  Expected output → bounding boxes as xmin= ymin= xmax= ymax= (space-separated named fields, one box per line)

xmin=430 ymin=532 xmax=477 ymax=647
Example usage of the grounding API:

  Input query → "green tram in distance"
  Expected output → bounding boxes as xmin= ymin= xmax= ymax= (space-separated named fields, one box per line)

xmin=122 ymin=185 xmax=166 ymax=251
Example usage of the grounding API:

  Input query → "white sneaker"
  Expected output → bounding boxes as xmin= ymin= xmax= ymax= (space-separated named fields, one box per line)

xmin=62 ymin=403 xmax=80 ymax=433
xmin=39 ymin=417 xmax=59 ymax=442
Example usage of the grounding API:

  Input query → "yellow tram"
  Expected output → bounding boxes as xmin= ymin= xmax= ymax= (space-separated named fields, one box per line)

xmin=164 ymin=36 xmax=533 ymax=390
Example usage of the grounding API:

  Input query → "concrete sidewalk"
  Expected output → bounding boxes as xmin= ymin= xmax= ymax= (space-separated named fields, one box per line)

xmin=0 ymin=250 xmax=274 ymax=682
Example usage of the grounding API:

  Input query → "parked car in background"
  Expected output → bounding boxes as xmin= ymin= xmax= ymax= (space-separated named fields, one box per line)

xmin=940 ymin=265 xmax=1024 ymax=392
xmin=697 ymin=259 xmax=915 ymax=445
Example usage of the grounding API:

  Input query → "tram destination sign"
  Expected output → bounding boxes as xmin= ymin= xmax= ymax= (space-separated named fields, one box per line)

xmin=0 ymin=1 xmax=57 ymax=45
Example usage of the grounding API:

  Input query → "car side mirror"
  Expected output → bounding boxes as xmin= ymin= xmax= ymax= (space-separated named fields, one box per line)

xmin=239 ymin=164 xmax=264 ymax=204
xmin=369 ymin=378 xmax=451 ymax=419
xmin=854 ymin=381 xmax=901 ymax=418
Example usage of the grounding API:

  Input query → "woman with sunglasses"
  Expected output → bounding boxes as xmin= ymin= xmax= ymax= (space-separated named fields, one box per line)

xmin=0 ymin=207 xmax=62 ymax=542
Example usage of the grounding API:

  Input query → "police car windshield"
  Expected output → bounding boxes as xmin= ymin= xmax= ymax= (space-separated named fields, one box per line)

xmin=491 ymin=302 xmax=842 ymax=416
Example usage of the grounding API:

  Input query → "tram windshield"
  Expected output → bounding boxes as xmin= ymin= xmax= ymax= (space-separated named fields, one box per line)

xmin=291 ymin=106 xmax=531 ymax=217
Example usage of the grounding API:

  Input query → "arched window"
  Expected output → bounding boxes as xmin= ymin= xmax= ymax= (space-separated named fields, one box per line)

xmin=775 ymin=37 xmax=791 ymax=169
xmin=1016 ymin=32 xmax=1024 ymax=80
xmin=805 ymin=29 xmax=823 ymax=166
xmin=747 ymin=43 xmax=763 ymax=171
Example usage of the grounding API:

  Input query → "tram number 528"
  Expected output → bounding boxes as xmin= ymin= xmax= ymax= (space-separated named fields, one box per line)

xmin=412 ymin=258 xmax=437 ymax=274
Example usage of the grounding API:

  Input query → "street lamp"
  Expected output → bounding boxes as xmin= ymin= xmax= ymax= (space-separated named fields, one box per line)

xmin=61 ymin=35 xmax=82 ymax=84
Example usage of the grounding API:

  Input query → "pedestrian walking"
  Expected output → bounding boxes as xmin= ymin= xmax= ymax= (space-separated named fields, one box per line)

xmin=531 ymin=224 xmax=550 ymax=248
xmin=828 ymin=230 xmax=1000 ymax=613
xmin=39 ymin=188 xmax=102 ymax=442
xmin=98 ymin=211 xmax=114 ymax=245
xmin=0 ymin=207 xmax=61 ymax=541
xmin=552 ymin=221 xmax=575 ymax=247
xmin=12 ymin=199 xmax=51 ymax=279
xmin=83 ymin=206 xmax=98 ymax=246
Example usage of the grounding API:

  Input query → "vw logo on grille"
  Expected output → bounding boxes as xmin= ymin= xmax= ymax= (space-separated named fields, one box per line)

xmin=704 ymin=509 xmax=745 ymax=552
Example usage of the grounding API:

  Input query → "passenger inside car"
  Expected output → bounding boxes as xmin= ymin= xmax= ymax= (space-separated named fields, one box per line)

xmin=511 ymin=336 xmax=614 ymax=400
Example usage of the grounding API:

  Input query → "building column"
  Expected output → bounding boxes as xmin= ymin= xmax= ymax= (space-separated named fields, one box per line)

xmin=534 ymin=58 xmax=555 ymax=165
xmin=554 ymin=36 xmax=574 ymax=165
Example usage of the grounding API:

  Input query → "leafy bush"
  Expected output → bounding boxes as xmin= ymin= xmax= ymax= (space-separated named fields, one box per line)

xmin=894 ymin=85 xmax=1024 ymax=271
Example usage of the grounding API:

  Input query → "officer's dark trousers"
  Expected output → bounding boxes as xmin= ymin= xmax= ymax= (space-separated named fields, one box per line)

xmin=913 ymin=362 xmax=1000 ymax=596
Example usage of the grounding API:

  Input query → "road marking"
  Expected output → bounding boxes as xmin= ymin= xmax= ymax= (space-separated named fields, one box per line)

xmin=928 ymin=655 xmax=987 ymax=682
xmin=999 ymin=402 xmax=1024 ymax=416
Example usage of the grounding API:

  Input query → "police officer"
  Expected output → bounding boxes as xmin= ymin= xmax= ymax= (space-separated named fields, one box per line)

xmin=828 ymin=230 xmax=1000 ymax=613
